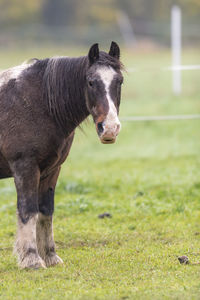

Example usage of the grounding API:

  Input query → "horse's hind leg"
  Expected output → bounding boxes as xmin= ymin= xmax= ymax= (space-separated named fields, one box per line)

xmin=36 ymin=167 xmax=63 ymax=267
xmin=12 ymin=160 xmax=46 ymax=269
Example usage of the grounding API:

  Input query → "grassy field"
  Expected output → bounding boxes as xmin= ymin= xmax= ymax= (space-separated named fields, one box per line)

xmin=0 ymin=46 xmax=200 ymax=299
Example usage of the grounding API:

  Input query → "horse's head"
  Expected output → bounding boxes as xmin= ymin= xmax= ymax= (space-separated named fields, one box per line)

xmin=86 ymin=42 xmax=123 ymax=144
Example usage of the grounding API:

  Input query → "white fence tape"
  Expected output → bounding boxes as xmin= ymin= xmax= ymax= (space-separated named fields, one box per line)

xmin=128 ymin=65 xmax=200 ymax=73
xmin=164 ymin=65 xmax=200 ymax=71
xmin=121 ymin=114 xmax=200 ymax=122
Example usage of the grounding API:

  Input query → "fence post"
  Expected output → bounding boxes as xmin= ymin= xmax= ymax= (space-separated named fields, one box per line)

xmin=171 ymin=5 xmax=182 ymax=95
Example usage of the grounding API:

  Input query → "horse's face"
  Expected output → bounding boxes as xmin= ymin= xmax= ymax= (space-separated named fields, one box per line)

xmin=86 ymin=42 xmax=123 ymax=144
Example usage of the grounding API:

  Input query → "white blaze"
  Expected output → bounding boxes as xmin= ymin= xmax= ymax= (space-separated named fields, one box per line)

xmin=97 ymin=67 xmax=121 ymax=133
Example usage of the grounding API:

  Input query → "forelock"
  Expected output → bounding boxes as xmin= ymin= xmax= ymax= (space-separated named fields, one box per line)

xmin=95 ymin=51 xmax=123 ymax=71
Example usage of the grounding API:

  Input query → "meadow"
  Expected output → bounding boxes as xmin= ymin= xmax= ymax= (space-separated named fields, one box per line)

xmin=0 ymin=46 xmax=200 ymax=299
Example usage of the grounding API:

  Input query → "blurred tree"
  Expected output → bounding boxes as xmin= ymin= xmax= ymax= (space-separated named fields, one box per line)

xmin=0 ymin=0 xmax=41 ymax=26
xmin=85 ymin=0 xmax=116 ymax=25
xmin=42 ymin=0 xmax=78 ymax=26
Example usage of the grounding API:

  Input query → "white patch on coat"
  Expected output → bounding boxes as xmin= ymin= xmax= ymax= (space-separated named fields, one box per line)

xmin=97 ymin=67 xmax=121 ymax=134
xmin=14 ymin=214 xmax=46 ymax=269
xmin=0 ymin=61 xmax=33 ymax=88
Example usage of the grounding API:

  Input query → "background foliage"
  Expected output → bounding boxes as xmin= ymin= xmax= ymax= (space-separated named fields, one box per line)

xmin=0 ymin=0 xmax=199 ymax=46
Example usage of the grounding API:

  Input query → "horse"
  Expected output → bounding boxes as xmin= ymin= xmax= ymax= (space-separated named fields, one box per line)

xmin=0 ymin=41 xmax=124 ymax=269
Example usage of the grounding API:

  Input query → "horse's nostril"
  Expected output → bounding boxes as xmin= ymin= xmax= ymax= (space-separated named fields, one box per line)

xmin=116 ymin=123 xmax=121 ymax=133
xmin=97 ymin=122 xmax=104 ymax=135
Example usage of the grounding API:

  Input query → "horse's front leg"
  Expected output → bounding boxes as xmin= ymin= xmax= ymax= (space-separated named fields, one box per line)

xmin=36 ymin=167 xmax=63 ymax=267
xmin=12 ymin=161 xmax=46 ymax=269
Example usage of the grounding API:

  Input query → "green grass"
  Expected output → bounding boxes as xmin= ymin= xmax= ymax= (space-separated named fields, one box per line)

xmin=0 ymin=46 xmax=200 ymax=299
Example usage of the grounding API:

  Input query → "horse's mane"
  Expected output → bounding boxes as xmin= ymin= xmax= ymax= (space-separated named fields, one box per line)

xmin=42 ymin=55 xmax=89 ymax=133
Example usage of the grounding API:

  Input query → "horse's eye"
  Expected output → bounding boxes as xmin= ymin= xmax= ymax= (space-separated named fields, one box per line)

xmin=116 ymin=78 xmax=123 ymax=86
xmin=88 ymin=81 xmax=93 ymax=87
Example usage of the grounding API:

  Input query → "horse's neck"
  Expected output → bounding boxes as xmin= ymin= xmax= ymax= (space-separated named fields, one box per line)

xmin=43 ymin=55 xmax=90 ymax=135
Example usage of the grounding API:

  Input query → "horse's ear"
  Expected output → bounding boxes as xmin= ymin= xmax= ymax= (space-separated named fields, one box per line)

xmin=88 ymin=43 xmax=99 ymax=64
xmin=109 ymin=41 xmax=120 ymax=60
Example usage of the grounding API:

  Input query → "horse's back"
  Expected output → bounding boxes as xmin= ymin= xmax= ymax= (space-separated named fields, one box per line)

xmin=0 ymin=62 xmax=34 ymax=90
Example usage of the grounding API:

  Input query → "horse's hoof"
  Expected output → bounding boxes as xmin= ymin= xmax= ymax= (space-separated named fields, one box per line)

xmin=19 ymin=254 xmax=46 ymax=269
xmin=44 ymin=254 xmax=63 ymax=267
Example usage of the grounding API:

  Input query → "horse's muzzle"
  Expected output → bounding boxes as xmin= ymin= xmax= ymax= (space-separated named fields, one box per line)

xmin=96 ymin=121 xmax=121 ymax=144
